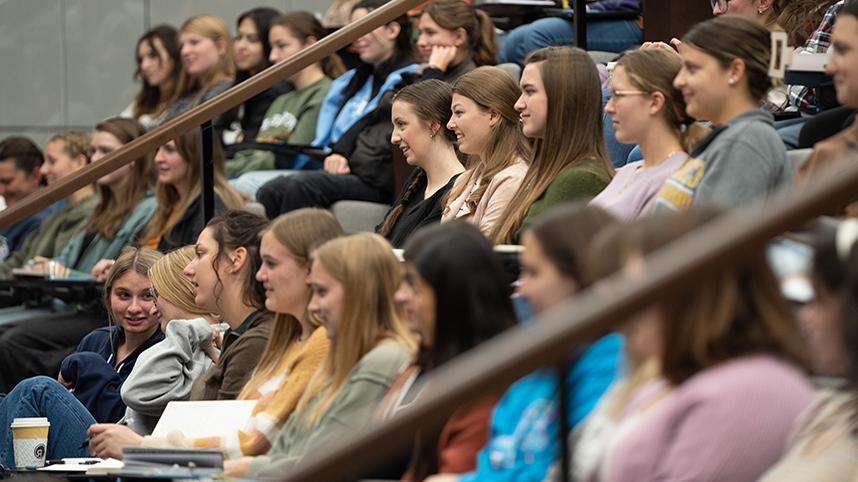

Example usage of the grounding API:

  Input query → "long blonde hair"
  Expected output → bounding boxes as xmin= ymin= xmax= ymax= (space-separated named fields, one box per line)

xmin=141 ymin=128 xmax=245 ymax=247
xmin=490 ymin=47 xmax=613 ymax=244
xmin=169 ymin=15 xmax=235 ymax=106
xmin=444 ymin=66 xmax=531 ymax=230
xmin=296 ymin=233 xmax=417 ymax=428
xmin=149 ymin=246 xmax=212 ymax=318
xmin=239 ymin=209 xmax=345 ymax=399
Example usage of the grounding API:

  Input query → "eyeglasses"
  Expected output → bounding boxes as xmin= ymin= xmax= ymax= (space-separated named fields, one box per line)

xmin=710 ymin=0 xmax=731 ymax=13
xmin=609 ymin=89 xmax=650 ymax=99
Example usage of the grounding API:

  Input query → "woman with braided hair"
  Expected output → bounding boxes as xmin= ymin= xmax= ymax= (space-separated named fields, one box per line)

xmin=377 ymin=80 xmax=464 ymax=248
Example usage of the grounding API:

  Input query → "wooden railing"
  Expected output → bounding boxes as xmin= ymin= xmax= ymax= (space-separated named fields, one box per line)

xmin=278 ymin=160 xmax=858 ymax=482
xmin=0 ymin=0 xmax=426 ymax=230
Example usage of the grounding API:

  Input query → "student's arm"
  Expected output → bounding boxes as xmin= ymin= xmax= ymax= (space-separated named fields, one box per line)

xmin=288 ymin=100 xmax=326 ymax=146
xmin=121 ymin=319 xmax=213 ymax=416
xmin=475 ymin=166 xmax=527 ymax=237
xmin=249 ymin=373 xmax=394 ymax=477
xmin=216 ymin=330 xmax=269 ymax=400
xmin=60 ymin=352 xmax=126 ymax=423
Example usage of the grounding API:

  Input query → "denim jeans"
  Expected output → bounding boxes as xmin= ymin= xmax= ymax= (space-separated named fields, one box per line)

xmin=0 ymin=376 xmax=93 ymax=467
xmin=498 ymin=16 xmax=643 ymax=66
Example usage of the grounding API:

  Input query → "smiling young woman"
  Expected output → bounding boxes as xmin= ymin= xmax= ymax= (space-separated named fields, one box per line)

xmin=654 ymin=16 xmax=789 ymax=212
xmin=377 ymin=79 xmax=464 ymax=248
xmin=442 ymin=66 xmax=531 ymax=239
xmin=138 ymin=129 xmax=245 ymax=252
xmin=225 ymin=233 xmax=417 ymax=478
xmin=163 ymin=15 xmax=235 ymax=123
xmin=121 ymin=25 xmax=181 ymax=130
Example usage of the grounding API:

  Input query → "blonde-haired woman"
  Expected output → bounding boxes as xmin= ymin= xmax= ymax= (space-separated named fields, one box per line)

xmin=163 ymin=15 xmax=235 ymax=121
xmin=118 ymin=246 xmax=220 ymax=435
xmin=226 ymin=233 xmax=417 ymax=477
xmin=443 ymin=66 xmax=531 ymax=239
xmin=591 ymin=48 xmax=710 ymax=220
xmin=491 ymin=46 xmax=613 ymax=244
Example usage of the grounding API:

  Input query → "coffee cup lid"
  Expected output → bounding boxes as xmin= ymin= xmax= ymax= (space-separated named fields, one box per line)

xmin=11 ymin=417 xmax=50 ymax=428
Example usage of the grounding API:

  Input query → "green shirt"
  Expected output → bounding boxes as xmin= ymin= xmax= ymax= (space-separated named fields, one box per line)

xmin=522 ymin=159 xmax=612 ymax=228
xmin=0 ymin=194 xmax=98 ymax=279
xmin=226 ymin=77 xmax=333 ymax=177
xmin=55 ymin=196 xmax=157 ymax=276
xmin=247 ymin=338 xmax=411 ymax=478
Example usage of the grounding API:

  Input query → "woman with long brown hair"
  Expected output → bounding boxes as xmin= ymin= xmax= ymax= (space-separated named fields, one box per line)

xmin=377 ymin=79 xmax=464 ymax=248
xmin=491 ymin=46 xmax=613 ymax=244
xmin=121 ymin=25 xmax=181 ymax=130
xmin=443 ymin=66 xmax=530 ymax=239
xmin=139 ymin=128 xmax=245 ymax=252
xmin=415 ymin=0 xmax=497 ymax=82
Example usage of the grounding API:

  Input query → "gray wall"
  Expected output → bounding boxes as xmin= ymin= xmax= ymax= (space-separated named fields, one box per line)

xmin=0 ymin=0 xmax=322 ymax=148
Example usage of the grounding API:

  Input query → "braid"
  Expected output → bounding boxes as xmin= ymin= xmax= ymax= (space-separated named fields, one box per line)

xmin=378 ymin=169 xmax=426 ymax=237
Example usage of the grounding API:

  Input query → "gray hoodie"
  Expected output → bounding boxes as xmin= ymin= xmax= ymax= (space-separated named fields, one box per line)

xmin=120 ymin=318 xmax=215 ymax=435
xmin=655 ymin=109 xmax=790 ymax=211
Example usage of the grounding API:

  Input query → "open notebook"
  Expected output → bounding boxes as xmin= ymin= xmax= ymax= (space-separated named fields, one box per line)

xmin=151 ymin=400 xmax=257 ymax=438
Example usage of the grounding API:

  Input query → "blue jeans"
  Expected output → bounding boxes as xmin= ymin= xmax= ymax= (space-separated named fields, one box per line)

xmin=498 ymin=16 xmax=643 ymax=66
xmin=0 ymin=376 xmax=93 ymax=467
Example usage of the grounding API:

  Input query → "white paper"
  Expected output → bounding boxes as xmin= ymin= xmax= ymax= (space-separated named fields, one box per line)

xmin=151 ymin=400 xmax=257 ymax=438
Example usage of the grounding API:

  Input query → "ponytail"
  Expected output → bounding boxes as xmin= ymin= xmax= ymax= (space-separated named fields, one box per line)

xmin=472 ymin=10 xmax=499 ymax=66
xmin=378 ymin=170 xmax=426 ymax=237
xmin=680 ymin=122 xmax=711 ymax=153
xmin=424 ymin=0 xmax=498 ymax=67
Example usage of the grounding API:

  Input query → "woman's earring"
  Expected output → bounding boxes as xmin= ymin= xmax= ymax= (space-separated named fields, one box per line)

xmin=728 ymin=78 xmax=737 ymax=86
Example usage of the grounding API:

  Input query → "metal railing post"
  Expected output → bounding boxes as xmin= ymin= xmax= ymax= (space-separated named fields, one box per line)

xmin=575 ymin=0 xmax=587 ymax=50
xmin=200 ymin=121 xmax=215 ymax=224
xmin=556 ymin=358 xmax=572 ymax=482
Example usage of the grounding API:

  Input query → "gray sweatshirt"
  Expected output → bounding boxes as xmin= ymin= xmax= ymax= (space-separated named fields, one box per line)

xmin=120 ymin=318 xmax=215 ymax=435
xmin=655 ymin=109 xmax=790 ymax=211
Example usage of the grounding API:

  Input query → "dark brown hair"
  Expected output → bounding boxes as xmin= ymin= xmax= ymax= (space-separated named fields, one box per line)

xmin=378 ymin=80 xmax=456 ymax=238
xmin=0 ymin=136 xmax=43 ymax=172
xmin=271 ymin=11 xmax=346 ymax=79
xmin=682 ymin=16 xmax=774 ymax=102
xmin=205 ymin=210 xmax=269 ymax=312
xmin=133 ymin=25 xmax=181 ymax=118
xmin=422 ymin=0 xmax=499 ymax=66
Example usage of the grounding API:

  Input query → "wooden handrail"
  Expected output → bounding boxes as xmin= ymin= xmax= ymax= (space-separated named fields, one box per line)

xmin=277 ymin=159 xmax=858 ymax=481
xmin=0 ymin=0 xmax=425 ymax=230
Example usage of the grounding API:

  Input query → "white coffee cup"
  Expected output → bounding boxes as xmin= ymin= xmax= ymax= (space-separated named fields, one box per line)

xmin=11 ymin=417 xmax=50 ymax=468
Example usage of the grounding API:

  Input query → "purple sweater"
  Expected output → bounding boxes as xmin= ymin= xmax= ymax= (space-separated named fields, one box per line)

xmin=601 ymin=355 xmax=813 ymax=482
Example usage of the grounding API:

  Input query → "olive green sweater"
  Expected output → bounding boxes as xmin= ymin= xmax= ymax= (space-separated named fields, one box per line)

xmin=247 ymin=339 xmax=411 ymax=479
xmin=522 ymin=159 xmax=612 ymax=229
xmin=0 ymin=195 xmax=98 ymax=279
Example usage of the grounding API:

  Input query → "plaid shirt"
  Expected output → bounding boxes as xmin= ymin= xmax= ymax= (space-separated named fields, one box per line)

xmin=789 ymin=0 xmax=844 ymax=113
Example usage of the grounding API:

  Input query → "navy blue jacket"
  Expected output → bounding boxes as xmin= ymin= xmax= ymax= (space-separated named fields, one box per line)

xmin=60 ymin=326 xmax=164 ymax=423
